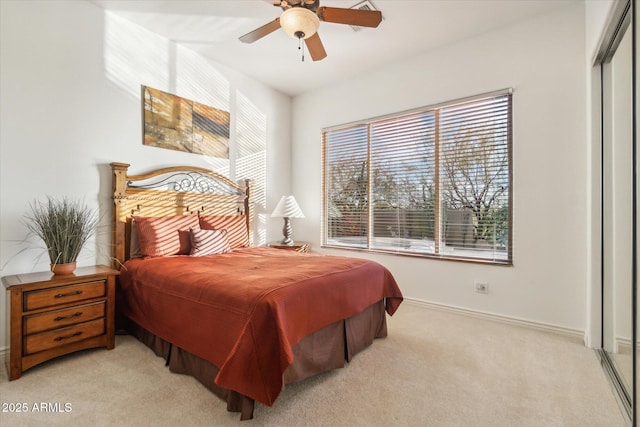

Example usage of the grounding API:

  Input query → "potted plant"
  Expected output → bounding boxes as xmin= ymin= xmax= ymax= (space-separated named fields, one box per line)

xmin=25 ymin=196 xmax=98 ymax=275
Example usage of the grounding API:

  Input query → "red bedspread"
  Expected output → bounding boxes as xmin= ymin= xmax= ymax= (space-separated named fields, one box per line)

xmin=118 ymin=247 xmax=403 ymax=406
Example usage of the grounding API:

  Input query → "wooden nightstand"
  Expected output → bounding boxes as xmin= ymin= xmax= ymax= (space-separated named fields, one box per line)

xmin=267 ymin=241 xmax=311 ymax=253
xmin=2 ymin=265 xmax=119 ymax=380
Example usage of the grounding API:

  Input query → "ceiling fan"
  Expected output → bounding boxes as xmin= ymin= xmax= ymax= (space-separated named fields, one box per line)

xmin=239 ymin=0 xmax=383 ymax=61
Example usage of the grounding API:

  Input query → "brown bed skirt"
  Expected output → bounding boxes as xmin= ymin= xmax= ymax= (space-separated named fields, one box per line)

xmin=123 ymin=300 xmax=388 ymax=420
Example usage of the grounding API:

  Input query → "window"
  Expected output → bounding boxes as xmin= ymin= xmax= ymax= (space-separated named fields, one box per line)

xmin=322 ymin=89 xmax=512 ymax=264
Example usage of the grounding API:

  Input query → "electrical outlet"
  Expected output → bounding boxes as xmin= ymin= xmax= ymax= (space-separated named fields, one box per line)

xmin=475 ymin=282 xmax=489 ymax=294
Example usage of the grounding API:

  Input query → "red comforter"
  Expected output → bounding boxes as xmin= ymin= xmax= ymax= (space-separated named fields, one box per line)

xmin=118 ymin=247 xmax=403 ymax=406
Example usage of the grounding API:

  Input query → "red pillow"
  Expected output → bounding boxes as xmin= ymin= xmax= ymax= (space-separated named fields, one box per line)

xmin=133 ymin=214 xmax=199 ymax=257
xmin=198 ymin=215 xmax=249 ymax=249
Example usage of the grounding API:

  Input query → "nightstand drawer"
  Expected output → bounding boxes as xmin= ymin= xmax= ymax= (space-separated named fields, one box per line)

xmin=24 ymin=318 xmax=105 ymax=355
xmin=24 ymin=302 xmax=106 ymax=335
xmin=23 ymin=280 xmax=106 ymax=311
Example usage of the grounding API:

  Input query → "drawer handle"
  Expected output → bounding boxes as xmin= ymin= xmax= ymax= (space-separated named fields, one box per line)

xmin=54 ymin=312 xmax=83 ymax=322
xmin=54 ymin=290 xmax=83 ymax=299
xmin=53 ymin=331 xmax=82 ymax=342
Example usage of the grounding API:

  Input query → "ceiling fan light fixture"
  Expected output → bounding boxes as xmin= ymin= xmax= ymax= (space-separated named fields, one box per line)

xmin=280 ymin=7 xmax=319 ymax=40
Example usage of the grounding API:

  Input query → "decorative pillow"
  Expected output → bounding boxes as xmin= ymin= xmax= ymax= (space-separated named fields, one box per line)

xmin=198 ymin=214 xmax=249 ymax=249
xmin=190 ymin=228 xmax=231 ymax=256
xmin=133 ymin=214 xmax=199 ymax=257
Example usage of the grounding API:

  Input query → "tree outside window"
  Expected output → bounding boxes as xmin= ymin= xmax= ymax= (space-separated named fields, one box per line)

xmin=322 ymin=90 xmax=512 ymax=264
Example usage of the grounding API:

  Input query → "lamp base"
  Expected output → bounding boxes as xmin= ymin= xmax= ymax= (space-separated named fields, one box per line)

xmin=280 ymin=237 xmax=294 ymax=246
xmin=281 ymin=217 xmax=293 ymax=246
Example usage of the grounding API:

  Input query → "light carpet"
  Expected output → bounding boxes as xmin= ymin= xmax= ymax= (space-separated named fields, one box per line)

xmin=0 ymin=302 xmax=625 ymax=426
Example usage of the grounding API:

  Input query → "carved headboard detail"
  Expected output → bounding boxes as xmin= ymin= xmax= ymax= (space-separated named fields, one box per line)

xmin=110 ymin=162 xmax=252 ymax=268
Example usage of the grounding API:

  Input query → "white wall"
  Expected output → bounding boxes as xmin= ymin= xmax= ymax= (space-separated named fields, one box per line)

xmin=291 ymin=2 xmax=589 ymax=332
xmin=0 ymin=0 xmax=291 ymax=349
xmin=585 ymin=0 xmax=616 ymax=59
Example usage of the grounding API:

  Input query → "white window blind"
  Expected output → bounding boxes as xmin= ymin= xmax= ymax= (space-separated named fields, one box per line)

xmin=322 ymin=89 xmax=512 ymax=264
xmin=323 ymin=125 xmax=369 ymax=248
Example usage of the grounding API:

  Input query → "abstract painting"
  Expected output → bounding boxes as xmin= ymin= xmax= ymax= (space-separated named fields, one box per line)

xmin=143 ymin=86 xmax=230 ymax=158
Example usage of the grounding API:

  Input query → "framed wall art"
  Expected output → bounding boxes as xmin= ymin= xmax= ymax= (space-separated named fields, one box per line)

xmin=142 ymin=86 xmax=230 ymax=158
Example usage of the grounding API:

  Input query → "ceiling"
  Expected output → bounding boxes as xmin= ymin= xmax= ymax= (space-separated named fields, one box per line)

xmin=91 ymin=0 xmax=572 ymax=97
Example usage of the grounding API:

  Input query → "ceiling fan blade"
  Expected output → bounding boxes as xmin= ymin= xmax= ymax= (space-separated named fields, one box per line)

xmin=305 ymin=33 xmax=327 ymax=61
xmin=239 ymin=18 xmax=281 ymax=43
xmin=317 ymin=7 xmax=382 ymax=28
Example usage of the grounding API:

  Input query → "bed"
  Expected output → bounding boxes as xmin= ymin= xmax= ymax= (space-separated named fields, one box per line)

xmin=110 ymin=162 xmax=403 ymax=420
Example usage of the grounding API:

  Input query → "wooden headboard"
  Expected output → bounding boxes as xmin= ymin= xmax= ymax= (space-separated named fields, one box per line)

xmin=110 ymin=162 xmax=252 ymax=268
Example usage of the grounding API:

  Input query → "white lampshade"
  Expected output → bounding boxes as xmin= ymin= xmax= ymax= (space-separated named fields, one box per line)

xmin=279 ymin=7 xmax=319 ymax=40
xmin=271 ymin=195 xmax=305 ymax=218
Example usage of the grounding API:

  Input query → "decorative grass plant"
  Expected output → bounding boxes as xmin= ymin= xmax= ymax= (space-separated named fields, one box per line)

xmin=25 ymin=197 xmax=98 ymax=266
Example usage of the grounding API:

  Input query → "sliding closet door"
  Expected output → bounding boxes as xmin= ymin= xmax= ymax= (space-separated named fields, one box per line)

xmin=636 ymin=4 xmax=639 ymax=422
xmin=603 ymin=17 xmax=633 ymax=408
xmin=599 ymin=0 xmax=636 ymax=424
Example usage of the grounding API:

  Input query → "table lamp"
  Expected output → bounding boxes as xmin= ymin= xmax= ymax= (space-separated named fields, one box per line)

xmin=271 ymin=195 xmax=305 ymax=245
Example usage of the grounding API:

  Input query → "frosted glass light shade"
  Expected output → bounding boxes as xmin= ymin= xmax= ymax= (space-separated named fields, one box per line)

xmin=271 ymin=195 xmax=305 ymax=218
xmin=279 ymin=7 xmax=319 ymax=40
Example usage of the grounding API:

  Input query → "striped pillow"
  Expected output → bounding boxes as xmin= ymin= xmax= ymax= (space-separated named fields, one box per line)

xmin=133 ymin=214 xmax=199 ymax=257
xmin=198 ymin=215 xmax=249 ymax=249
xmin=190 ymin=228 xmax=231 ymax=256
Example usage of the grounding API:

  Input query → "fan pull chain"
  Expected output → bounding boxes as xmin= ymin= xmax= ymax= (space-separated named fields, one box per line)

xmin=298 ymin=37 xmax=305 ymax=62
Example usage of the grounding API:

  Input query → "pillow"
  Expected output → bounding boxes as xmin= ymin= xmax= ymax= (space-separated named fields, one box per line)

xmin=190 ymin=228 xmax=231 ymax=256
xmin=133 ymin=214 xmax=199 ymax=257
xmin=129 ymin=218 xmax=143 ymax=259
xmin=198 ymin=214 xmax=249 ymax=249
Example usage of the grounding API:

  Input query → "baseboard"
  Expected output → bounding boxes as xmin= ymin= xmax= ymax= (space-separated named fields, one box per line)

xmin=404 ymin=298 xmax=585 ymax=342
xmin=615 ymin=337 xmax=633 ymax=354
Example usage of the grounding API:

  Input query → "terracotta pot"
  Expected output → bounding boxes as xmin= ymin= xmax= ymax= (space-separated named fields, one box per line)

xmin=51 ymin=261 xmax=76 ymax=275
